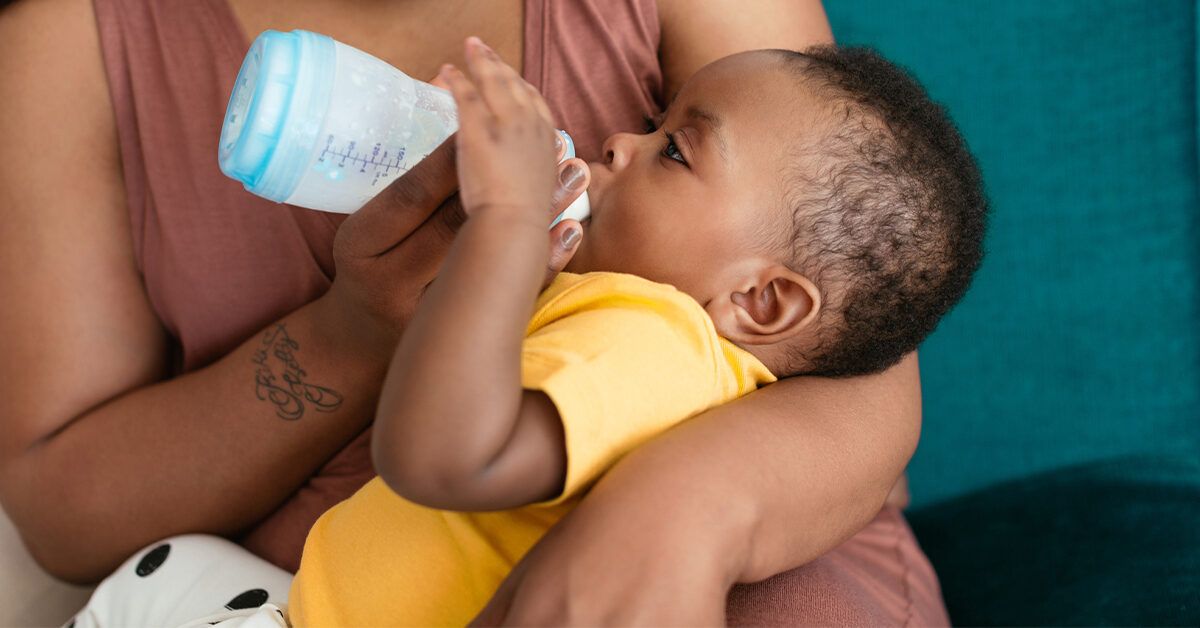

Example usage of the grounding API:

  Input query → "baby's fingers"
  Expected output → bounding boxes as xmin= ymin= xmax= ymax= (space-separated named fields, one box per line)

xmin=427 ymin=71 xmax=451 ymax=91
xmin=440 ymin=64 xmax=490 ymax=140
xmin=464 ymin=36 xmax=530 ymax=119
xmin=521 ymin=81 xmax=555 ymax=129
xmin=462 ymin=36 xmax=555 ymax=130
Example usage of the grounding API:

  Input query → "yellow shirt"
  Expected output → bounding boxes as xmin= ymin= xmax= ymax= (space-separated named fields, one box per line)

xmin=288 ymin=272 xmax=776 ymax=626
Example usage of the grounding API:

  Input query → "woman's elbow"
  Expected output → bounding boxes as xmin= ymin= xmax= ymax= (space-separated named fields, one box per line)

xmin=3 ymin=501 xmax=118 ymax=584
xmin=20 ymin=527 xmax=115 ymax=585
xmin=1 ymin=467 xmax=126 ymax=584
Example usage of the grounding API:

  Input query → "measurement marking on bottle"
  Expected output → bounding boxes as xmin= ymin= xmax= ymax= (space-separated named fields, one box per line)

xmin=317 ymin=135 xmax=408 ymax=185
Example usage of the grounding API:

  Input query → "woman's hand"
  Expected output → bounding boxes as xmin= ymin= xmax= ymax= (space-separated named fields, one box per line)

xmin=470 ymin=439 xmax=735 ymax=627
xmin=472 ymin=505 xmax=731 ymax=627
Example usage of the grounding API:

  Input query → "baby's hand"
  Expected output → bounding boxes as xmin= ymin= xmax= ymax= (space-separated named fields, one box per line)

xmin=440 ymin=37 xmax=558 ymax=222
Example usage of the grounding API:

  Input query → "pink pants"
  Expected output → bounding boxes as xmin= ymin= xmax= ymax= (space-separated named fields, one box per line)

xmin=727 ymin=501 xmax=949 ymax=626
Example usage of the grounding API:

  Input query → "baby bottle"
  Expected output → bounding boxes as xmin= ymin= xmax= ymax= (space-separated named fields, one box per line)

xmin=218 ymin=29 xmax=589 ymax=225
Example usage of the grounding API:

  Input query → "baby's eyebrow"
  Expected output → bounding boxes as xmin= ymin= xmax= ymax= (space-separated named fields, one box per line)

xmin=685 ymin=105 xmax=729 ymax=164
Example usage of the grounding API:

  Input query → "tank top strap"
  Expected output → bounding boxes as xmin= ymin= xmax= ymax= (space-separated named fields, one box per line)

xmin=92 ymin=0 xmax=338 ymax=371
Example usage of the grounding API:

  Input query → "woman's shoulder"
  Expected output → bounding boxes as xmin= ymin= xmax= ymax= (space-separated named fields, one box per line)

xmin=0 ymin=0 xmax=123 ymax=229
xmin=654 ymin=0 xmax=834 ymax=99
xmin=0 ymin=0 xmax=170 ymax=498
xmin=1 ymin=0 xmax=110 ymax=109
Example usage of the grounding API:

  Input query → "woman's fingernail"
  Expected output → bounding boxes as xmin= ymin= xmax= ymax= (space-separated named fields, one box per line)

xmin=554 ymin=133 xmax=564 ymax=155
xmin=559 ymin=164 xmax=585 ymax=190
xmin=562 ymin=228 xmax=581 ymax=249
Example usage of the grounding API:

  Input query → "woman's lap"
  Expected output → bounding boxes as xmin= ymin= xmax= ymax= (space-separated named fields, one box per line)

xmin=74 ymin=506 xmax=946 ymax=627
xmin=726 ymin=505 xmax=949 ymax=626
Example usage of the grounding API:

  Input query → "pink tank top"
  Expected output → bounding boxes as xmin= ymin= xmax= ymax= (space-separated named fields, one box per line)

xmin=92 ymin=0 xmax=663 ymax=570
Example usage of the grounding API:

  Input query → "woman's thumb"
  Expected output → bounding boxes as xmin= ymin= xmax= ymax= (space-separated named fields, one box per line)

xmin=544 ymin=219 xmax=583 ymax=288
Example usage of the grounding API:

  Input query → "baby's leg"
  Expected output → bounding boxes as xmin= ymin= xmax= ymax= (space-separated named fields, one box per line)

xmin=69 ymin=534 xmax=293 ymax=628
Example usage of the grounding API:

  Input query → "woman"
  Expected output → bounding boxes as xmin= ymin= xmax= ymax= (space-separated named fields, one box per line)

xmin=0 ymin=0 xmax=945 ymax=623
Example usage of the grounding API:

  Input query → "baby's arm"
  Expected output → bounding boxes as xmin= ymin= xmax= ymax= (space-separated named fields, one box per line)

xmin=371 ymin=38 xmax=570 ymax=511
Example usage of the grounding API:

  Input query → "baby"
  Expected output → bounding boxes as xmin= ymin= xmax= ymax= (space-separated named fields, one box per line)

xmin=288 ymin=37 xmax=986 ymax=626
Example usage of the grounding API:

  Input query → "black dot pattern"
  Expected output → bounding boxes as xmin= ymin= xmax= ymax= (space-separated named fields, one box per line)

xmin=225 ymin=588 xmax=269 ymax=610
xmin=135 ymin=543 xmax=171 ymax=577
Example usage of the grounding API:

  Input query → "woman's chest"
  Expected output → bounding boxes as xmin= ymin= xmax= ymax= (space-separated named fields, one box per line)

xmin=132 ymin=0 xmax=663 ymax=372
xmin=225 ymin=0 xmax=526 ymax=78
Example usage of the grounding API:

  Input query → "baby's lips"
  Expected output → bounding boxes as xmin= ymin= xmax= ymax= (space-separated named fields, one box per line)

xmin=583 ymin=160 xmax=606 ymax=197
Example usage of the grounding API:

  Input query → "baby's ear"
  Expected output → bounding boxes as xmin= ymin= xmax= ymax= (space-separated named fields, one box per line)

xmin=707 ymin=264 xmax=821 ymax=346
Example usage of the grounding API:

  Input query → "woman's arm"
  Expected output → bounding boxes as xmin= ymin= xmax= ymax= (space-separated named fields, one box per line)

xmin=630 ymin=356 xmax=922 ymax=584
xmin=657 ymin=0 xmax=834 ymax=101
xmin=0 ymin=2 xmax=582 ymax=583
xmin=475 ymin=356 xmax=921 ymax=624
xmin=0 ymin=0 xmax=385 ymax=583
xmin=478 ymin=354 xmax=922 ymax=624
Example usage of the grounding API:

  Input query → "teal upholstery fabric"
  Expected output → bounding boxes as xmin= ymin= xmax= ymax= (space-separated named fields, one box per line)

xmin=908 ymin=456 xmax=1200 ymax=625
xmin=822 ymin=1 xmax=1200 ymax=622
xmin=825 ymin=0 xmax=1200 ymax=508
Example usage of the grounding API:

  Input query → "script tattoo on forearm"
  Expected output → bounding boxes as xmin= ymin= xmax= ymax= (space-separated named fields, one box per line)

xmin=251 ymin=324 xmax=344 ymax=420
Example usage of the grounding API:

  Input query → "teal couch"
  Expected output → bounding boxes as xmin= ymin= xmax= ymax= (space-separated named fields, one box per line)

xmin=826 ymin=1 xmax=1200 ymax=624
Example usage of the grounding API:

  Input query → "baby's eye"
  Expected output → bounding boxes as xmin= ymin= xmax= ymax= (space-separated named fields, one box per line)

xmin=661 ymin=132 xmax=686 ymax=165
xmin=638 ymin=112 xmax=686 ymax=166
xmin=642 ymin=113 xmax=687 ymax=166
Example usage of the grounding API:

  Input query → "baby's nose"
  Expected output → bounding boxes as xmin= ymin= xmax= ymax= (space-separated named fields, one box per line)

xmin=601 ymin=132 xmax=636 ymax=170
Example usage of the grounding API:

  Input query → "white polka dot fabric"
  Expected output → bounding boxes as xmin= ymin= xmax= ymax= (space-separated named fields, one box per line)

xmin=68 ymin=535 xmax=293 ymax=628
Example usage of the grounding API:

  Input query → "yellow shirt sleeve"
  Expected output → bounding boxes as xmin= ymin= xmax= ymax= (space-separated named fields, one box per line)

xmin=521 ymin=273 xmax=775 ymax=505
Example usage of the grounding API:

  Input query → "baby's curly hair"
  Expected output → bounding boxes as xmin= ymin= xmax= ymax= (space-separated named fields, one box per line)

xmin=774 ymin=46 xmax=987 ymax=377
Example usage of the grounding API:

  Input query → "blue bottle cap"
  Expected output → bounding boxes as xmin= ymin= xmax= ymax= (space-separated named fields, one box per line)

xmin=218 ymin=30 xmax=336 ymax=203
xmin=559 ymin=129 xmax=576 ymax=159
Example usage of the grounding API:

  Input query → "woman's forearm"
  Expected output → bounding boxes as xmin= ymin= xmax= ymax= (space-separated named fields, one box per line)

xmin=0 ymin=294 xmax=392 ymax=584
xmin=584 ymin=352 xmax=921 ymax=586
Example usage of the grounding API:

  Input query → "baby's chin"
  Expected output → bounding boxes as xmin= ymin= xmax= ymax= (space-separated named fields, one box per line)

xmin=562 ymin=249 xmax=591 ymax=275
xmin=566 ymin=241 xmax=605 ymax=275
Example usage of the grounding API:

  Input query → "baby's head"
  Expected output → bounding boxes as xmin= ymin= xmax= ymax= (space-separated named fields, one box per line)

xmin=566 ymin=46 xmax=987 ymax=377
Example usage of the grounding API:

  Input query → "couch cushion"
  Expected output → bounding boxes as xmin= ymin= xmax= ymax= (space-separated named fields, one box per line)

xmin=908 ymin=455 xmax=1200 ymax=625
xmin=826 ymin=0 xmax=1200 ymax=508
